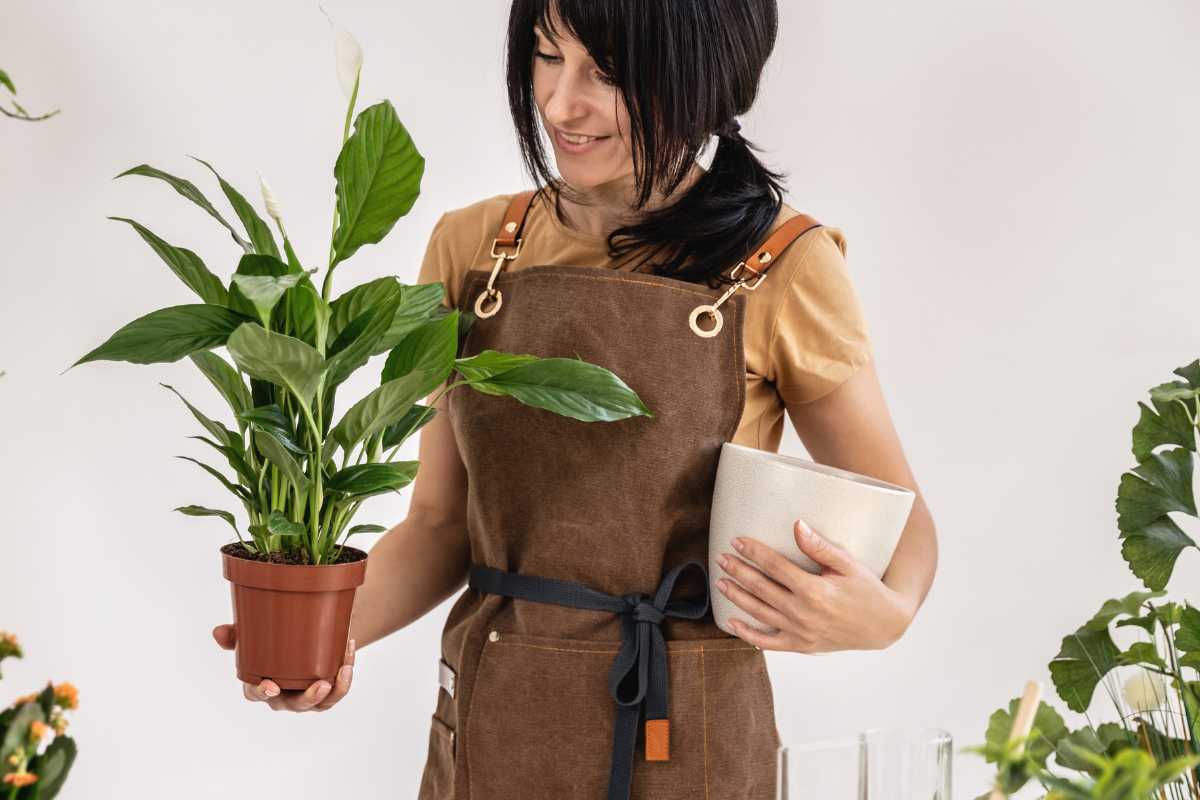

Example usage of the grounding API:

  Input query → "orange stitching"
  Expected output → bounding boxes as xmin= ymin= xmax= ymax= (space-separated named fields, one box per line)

xmin=461 ymin=265 xmax=722 ymax=301
xmin=495 ymin=642 xmax=717 ymax=656
xmin=701 ymin=645 xmax=710 ymax=800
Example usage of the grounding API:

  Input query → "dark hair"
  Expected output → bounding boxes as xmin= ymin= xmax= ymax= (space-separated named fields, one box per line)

xmin=505 ymin=0 xmax=788 ymax=289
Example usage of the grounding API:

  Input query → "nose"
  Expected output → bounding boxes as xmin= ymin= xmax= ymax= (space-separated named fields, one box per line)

xmin=541 ymin=68 xmax=595 ymax=132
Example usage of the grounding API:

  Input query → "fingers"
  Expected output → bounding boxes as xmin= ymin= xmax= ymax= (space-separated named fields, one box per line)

xmin=314 ymin=638 xmax=356 ymax=711
xmin=212 ymin=624 xmax=237 ymax=650
xmin=242 ymin=679 xmax=280 ymax=702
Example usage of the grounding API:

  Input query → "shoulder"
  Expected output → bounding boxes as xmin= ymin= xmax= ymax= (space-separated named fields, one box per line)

xmin=434 ymin=191 xmax=525 ymax=255
xmin=763 ymin=201 xmax=848 ymax=285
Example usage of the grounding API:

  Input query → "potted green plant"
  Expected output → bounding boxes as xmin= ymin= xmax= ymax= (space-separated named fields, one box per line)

xmin=970 ymin=358 xmax=1200 ymax=799
xmin=1 ymin=632 xmax=79 ymax=798
xmin=67 ymin=15 xmax=651 ymax=692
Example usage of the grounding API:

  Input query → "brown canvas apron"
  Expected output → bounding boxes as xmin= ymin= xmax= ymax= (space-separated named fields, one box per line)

xmin=418 ymin=189 xmax=823 ymax=800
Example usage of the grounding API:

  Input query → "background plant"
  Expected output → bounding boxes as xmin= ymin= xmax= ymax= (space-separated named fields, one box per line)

xmin=970 ymin=358 xmax=1200 ymax=799
xmin=67 ymin=15 xmax=651 ymax=566
xmin=0 ymin=632 xmax=78 ymax=799
xmin=0 ymin=69 xmax=58 ymax=122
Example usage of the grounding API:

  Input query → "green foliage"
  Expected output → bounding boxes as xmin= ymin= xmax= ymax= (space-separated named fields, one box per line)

xmin=0 ymin=633 xmax=79 ymax=798
xmin=973 ymin=360 xmax=1200 ymax=799
xmin=70 ymin=81 xmax=652 ymax=566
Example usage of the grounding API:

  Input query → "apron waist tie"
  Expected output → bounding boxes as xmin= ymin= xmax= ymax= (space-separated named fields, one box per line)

xmin=468 ymin=560 xmax=710 ymax=800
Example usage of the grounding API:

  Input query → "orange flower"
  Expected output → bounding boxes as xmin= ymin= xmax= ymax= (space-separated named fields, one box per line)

xmin=52 ymin=682 xmax=78 ymax=710
xmin=29 ymin=720 xmax=48 ymax=742
xmin=3 ymin=772 xmax=38 ymax=787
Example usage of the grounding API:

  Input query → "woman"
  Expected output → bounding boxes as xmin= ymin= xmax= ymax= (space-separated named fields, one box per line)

xmin=214 ymin=1 xmax=938 ymax=797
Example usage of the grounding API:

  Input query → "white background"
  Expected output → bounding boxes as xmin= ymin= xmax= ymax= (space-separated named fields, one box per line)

xmin=2 ymin=1 xmax=1199 ymax=797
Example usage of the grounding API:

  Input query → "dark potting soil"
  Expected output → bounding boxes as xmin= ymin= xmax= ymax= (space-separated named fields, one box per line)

xmin=220 ymin=542 xmax=368 ymax=566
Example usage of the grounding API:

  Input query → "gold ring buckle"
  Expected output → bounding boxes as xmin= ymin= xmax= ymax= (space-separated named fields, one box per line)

xmin=688 ymin=304 xmax=723 ymax=337
xmin=729 ymin=260 xmax=767 ymax=291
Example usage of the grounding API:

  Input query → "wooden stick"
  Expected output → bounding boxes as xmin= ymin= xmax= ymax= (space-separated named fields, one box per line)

xmin=988 ymin=681 xmax=1043 ymax=800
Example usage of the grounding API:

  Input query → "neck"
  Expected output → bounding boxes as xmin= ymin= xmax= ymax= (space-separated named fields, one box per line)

xmin=555 ymin=163 xmax=707 ymax=238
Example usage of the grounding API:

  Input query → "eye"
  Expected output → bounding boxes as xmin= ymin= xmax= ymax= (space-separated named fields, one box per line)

xmin=534 ymin=50 xmax=562 ymax=63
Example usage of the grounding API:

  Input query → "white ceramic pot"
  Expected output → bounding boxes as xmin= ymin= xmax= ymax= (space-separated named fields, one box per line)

xmin=708 ymin=442 xmax=916 ymax=636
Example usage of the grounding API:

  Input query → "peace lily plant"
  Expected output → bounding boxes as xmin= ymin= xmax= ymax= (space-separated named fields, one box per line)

xmin=971 ymin=359 xmax=1200 ymax=799
xmin=69 ymin=16 xmax=651 ymax=569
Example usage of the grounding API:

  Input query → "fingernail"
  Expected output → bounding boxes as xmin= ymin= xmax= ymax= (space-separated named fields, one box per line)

xmin=717 ymin=554 xmax=729 ymax=569
xmin=797 ymin=519 xmax=813 ymax=537
xmin=349 ymin=638 xmax=357 ymax=654
xmin=263 ymin=684 xmax=279 ymax=697
xmin=732 ymin=537 xmax=745 ymax=551
xmin=316 ymin=681 xmax=331 ymax=696
xmin=339 ymin=665 xmax=352 ymax=682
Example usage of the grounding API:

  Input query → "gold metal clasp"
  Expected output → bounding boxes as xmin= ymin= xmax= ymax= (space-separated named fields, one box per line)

xmin=474 ymin=237 xmax=525 ymax=319
xmin=686 ymin=256 xmax=772 ymax=338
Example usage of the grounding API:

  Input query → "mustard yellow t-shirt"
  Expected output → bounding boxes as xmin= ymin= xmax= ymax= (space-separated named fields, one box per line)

xmin=415 ymin=190 xmax=873 ymax=453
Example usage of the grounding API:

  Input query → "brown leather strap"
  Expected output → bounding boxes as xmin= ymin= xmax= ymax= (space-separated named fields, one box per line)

xmin=491 ymin=189 xmax=822 ymax=281
xmin=494 ymin=189 xmax=540 ymax=248
xmin=739 ymin=213 xmax=822 ymax=278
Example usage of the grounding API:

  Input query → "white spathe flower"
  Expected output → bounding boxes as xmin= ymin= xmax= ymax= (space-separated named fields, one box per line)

xmin=320 ymin=5 xmax=363 ymax=100
xmin=257 ymin=171 xmax=283 ymax=226
xmin=1122 ymin=669 xmax=1168 ymax=714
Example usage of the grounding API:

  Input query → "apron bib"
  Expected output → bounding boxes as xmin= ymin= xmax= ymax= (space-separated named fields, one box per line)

xmin=418 ymin=189 xmax=822 ymax=800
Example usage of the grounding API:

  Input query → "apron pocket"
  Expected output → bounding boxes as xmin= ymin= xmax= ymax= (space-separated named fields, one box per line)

xmin=418 ymin=713 xmax=456 ymax=800
xmin=465 ymin=630 xmax=741 ymax=799
xmin=697 ymin=642 xmax=780 ymax=800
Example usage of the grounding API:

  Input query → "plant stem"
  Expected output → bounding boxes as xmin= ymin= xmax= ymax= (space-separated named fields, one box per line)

xmin=321 ymin=69 xmax=361 ymax=301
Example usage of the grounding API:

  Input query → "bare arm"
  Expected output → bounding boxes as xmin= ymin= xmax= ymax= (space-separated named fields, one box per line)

xmin=786 ymin=357 xmax=938 ymax=622
xmin=348 ymin=380 xmax=471 ymax=649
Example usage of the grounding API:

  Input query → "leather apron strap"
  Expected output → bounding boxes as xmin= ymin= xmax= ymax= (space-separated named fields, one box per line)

xmin=478 ymin=188 xmax=826 ymax=339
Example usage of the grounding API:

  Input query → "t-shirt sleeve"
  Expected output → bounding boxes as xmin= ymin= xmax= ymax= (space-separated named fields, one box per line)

xmin=767 ymin=226 xmax=873 ymax=405
xmin=415 ymin=211 xmax=457 ymax=309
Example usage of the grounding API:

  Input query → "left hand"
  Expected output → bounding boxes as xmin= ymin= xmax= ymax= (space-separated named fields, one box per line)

xmin=714 ymin=518 xmax=915 ymax=653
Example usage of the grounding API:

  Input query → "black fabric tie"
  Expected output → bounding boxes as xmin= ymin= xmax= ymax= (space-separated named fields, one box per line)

xmin=468 ymin=560 xmax=711 ymax=800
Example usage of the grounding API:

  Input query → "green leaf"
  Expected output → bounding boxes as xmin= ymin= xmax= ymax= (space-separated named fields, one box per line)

xmin=1 ymin=702 xmax=43 ymax=761
xmin=381 ymin=403 xmax=436 ymax=449
xmin=32 ymin=735 xmax=78 ymax=799
xmin=289 ymin=279 xmax=332 ymax=352
xmin=1132 ymin=397 xmax=1196 ymax=462
xmin=347 ymin=524 xmax=387 ymax=535
xmin=327 ymin=368 xmax=432 ymax=453
xmin=0 ymin=69 xmax=15 ymax=94
xmin=1174 ymin=604 xmax=1200 ymax=652
xmin=160 ymin=382 xmax=239 ymax=448
xmin=231 ymin=270 xmax=305 ymax=327
xmin=1116 ymin=446 xmax=1197 ymax=590
xmin=468 ymin=357 xmax=652 ymax=422
xmin=382 ymin=311 xmax=458 ymax=386
xmin=189 ymin=351 xmax=252 ymax=419
xmin=378 ymin=282 xmax=448 ymax=352
xmin=189 ymin=156 xmax=282 ymax=259
xmin=328 ymin=277 xmax=401 ymax=344
xmin=266 ymin=510 xmax=305 ymax=538
xmin=175 ymin=455 xmax=253 ymax=504
xmin=253 ymin=429 xmax=310 ymax=495
xmin=1054 ymin=724 xmax=1136 ymax=775
xmin=1116 ymin=641 xmax=1167 ymax=671
xmin=326 ymin=461 xmax=419 ymax=499
xmin=454 ymin=349 xmax=540 ymax=383
xmin=226 ymin=323 xmax=325 ymax=412
xmin=113 ymin=163 xmax=252 ymax=252
xmin=324 ymin=287 xmax=403 ymax=388
xmin=72 ymin=304 xmax=251 ymax=367
xmin=1049 ymin=618 xmax=1122 ymax=713
xmin=331 ymin=100 xmax=425 ymax=268
xmin=108 ymin=217 xmax=228 ymax=305
xmin=1120 ymin=517 xmax=1196 ymax=591
xmin=238 ymin=404 xmax=306 ymax=454
xmin=983 ymin=698 xmax=1068 ymax=767
xmin=187 ymin=435 xmax=257 ymax=487
xmin=174 ymin=505 xmax=239 ymax=534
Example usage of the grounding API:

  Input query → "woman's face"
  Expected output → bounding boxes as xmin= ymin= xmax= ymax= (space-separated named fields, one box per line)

xmin=531 ymin=17 xmax=635 ymax=191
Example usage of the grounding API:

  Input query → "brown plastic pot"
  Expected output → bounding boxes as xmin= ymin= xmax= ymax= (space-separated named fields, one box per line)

xmin=220 ymin=544 xmax=368 ymax=691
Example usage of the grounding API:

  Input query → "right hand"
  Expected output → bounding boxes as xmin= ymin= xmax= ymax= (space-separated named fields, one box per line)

xmin=212 ymin=624 xmax=356 ymax=712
